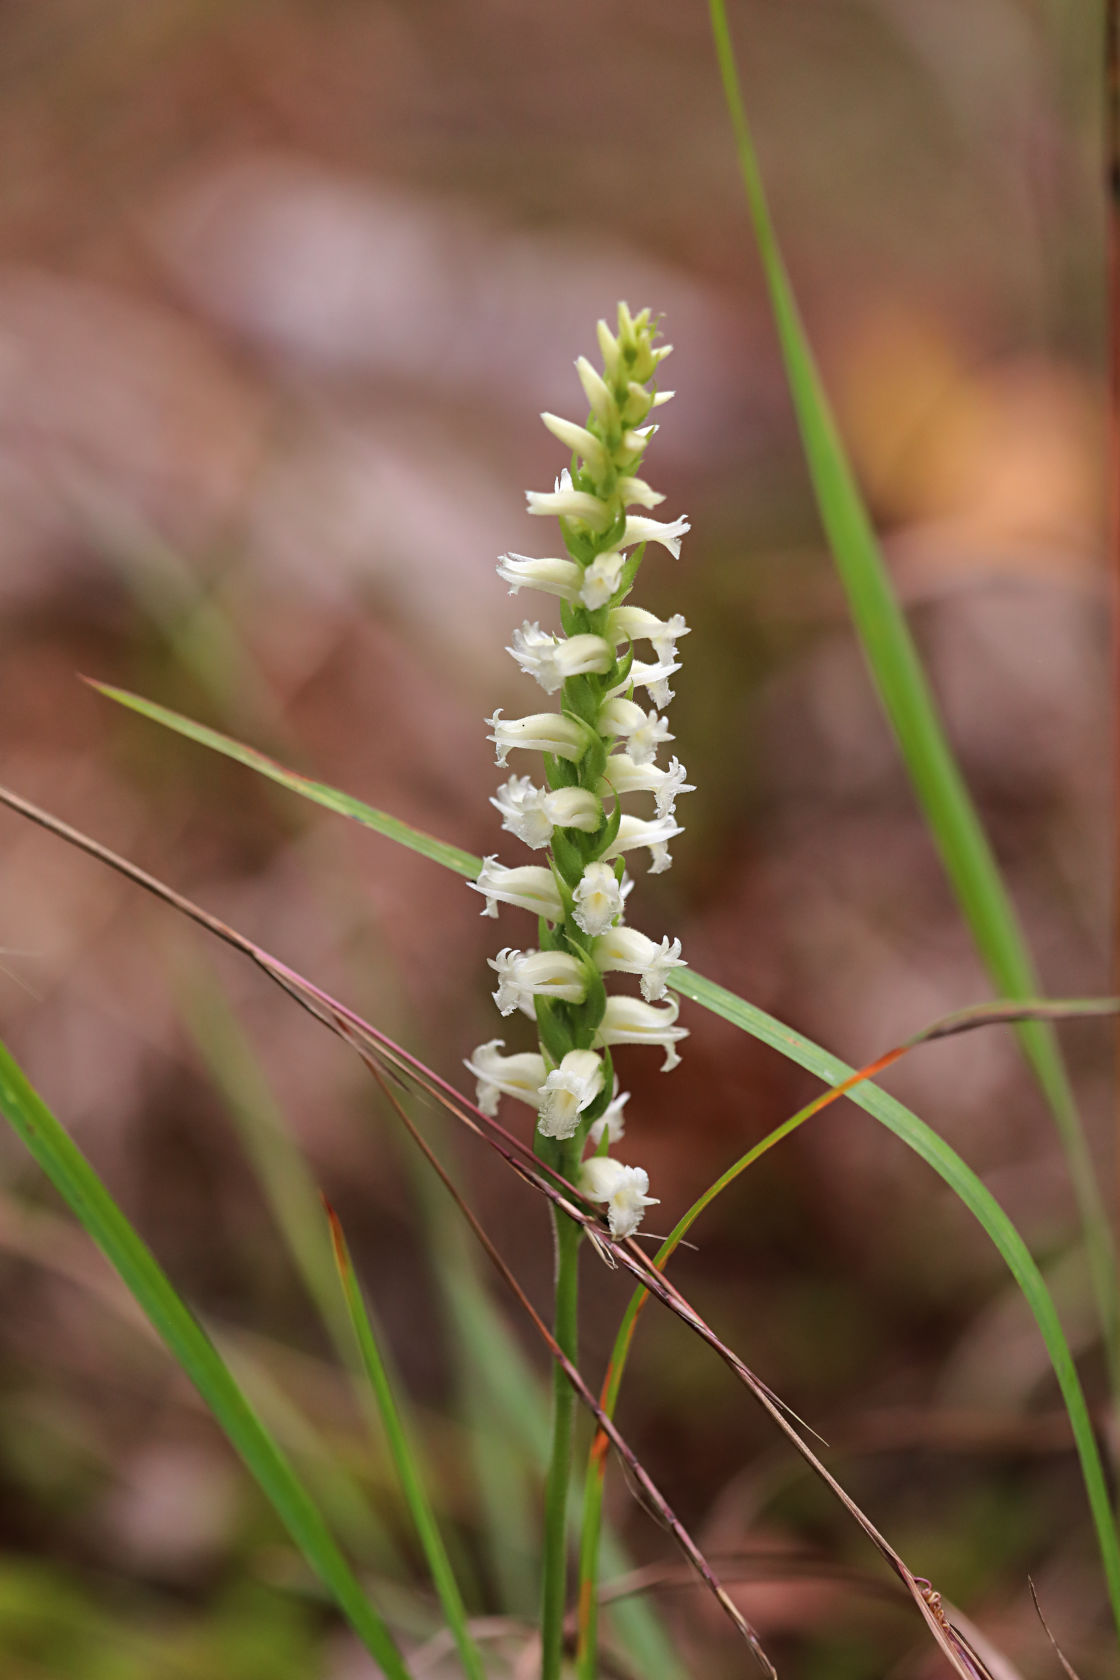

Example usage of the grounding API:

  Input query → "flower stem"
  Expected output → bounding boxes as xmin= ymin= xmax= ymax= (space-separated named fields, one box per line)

xmin=539 ymin=1165 xmax=582 ymax=1680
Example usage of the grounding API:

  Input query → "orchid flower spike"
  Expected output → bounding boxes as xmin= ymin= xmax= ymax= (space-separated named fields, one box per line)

xmin=471 ymin=303 xmax=691 ymax=1257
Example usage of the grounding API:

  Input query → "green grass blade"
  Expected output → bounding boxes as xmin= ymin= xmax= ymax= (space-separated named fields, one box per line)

xmin=71 ymin=692 xmax=686 ymax=1671
xmin=670 ymin=967 xmax=1120 ymax=1638
xmin=402 ymin=1127 xmax=542 ymax=1619
xmin=325 ymin=1203 xmax=487 ymax=1680
xmin=579 ymin=981 xmax=1120 ymax=1671
xmin=176 ymin=954 xmax=359 ymax=1360
xmin=89 ymin=680 xmax=481 ymax=877
xmin=436 ymin=1222 xmax=686 ymax=1677
xmin=214 ymin=1328 xmax=403 ymax=1573
xmin=83 ymin=687 xmax=1119 ymax=1629
xmin=0 ymin=1041 xmax=414 ymax=1680
xmin=704 ymin=0 xmax=1119 ymax=1391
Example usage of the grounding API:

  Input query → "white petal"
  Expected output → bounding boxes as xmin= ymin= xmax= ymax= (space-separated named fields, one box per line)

xmin=579 ymin=550 xmax=627 ymax=609
xmin=572 ymin=860 xmax=625 ymax=937
xmin=537 ymin=1049 xmax=604 ymax=1140
xmin=497 ymin=553 xmax=582 ymax=600
xmin=464 ymin=1039 xmax=547 ymax=1115
xmin=575 ymin=356 xmax=614 ymax=426
xmin=619 ymin=513 xmax=690 ymax=559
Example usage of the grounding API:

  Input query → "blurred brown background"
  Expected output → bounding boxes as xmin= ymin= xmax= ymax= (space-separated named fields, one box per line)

xmin=0 ymin=1 xmax=1113 ymax=1675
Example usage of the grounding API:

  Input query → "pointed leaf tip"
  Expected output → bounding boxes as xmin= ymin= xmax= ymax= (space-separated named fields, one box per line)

xmin=323 ymin=1197 xmax=352 ymax=1276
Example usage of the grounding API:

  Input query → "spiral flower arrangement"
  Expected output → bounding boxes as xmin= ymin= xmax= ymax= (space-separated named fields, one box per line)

xmin=465 ymin=303 xmax=693 ymax=1240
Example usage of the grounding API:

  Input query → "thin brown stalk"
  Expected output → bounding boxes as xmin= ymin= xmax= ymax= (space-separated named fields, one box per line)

xmin=362 ymin=1056 xmax=776 ymax=1674
xmin=1 ymin=779 xmax=1104 ymax=1677
xmin=1108 ymin=0 xmax=1120 ymax=1279
xmin=1027 ymin=1576 xmax=1082 ymax=1680
xmin=0 ymin=783 xmax=776 ymax=1672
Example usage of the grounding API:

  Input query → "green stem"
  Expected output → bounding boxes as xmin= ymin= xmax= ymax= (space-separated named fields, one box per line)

xmin=576 ymin=1103 xmax=807 ymax=1678
xmin=574 ymin=1407 xmax=609 ymax=1678
xmin=540 ymin=1177 xmax=582 ymax=1680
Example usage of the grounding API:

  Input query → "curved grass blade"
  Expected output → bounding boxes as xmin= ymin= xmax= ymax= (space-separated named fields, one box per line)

xmin=325 ymin=1201 xmax=487 ymax=1680
xmin=409 ymin=1124 xmax=687 ymax=1680
xmin=0 ymin=1042 xmax=414 ymax=1679
xmin=0 ymin=785 xmax=760 ymax=1673
xmin=358 ymin=1059 xmax=777 ymax=1677
xmin=575 ymin=989 xmax=1120 ymax=1673
xmin=176 ymin=955 xmax=359 ymax=1359
xmin=2 ymin=777 xmax=1116 ymax=1656
xmin=86 ymin=679 xmax=481 ymax=878
xmin=377 ymin=1034 xmax=1008 ymax=1680
xmin=671 ymin=968 xmax=1120 ymax=1636
xmin=704 ymin=0 xmax=1119 ymax=1395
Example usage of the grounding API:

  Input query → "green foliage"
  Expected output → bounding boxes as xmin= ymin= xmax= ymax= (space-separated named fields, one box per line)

xmin=0 ymin=1563 xmax=319 ymax=1680
xmin=705 ymin=0 xmax=1119 ymax=1391
xmin=326 ymin=1204 xmax=487 ymax=1680
xmin=0 ymin=1042 xmax=414 ymax=1680
xmin=87 ymin=680 xmax=481 ymax=878
xmin=84 ymin=683 xmax=1120 ymax=1641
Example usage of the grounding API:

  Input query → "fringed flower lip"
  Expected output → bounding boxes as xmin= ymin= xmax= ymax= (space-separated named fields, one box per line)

xmin=599 ymin=752 xmax=695 ymax=818
xmin=487 ymin=708 xmax=590 ymax=767
xmin=593 ymin=927 xmax=685 ymax=1002
xmin=572 ymin=860 xmax=626 ymax=937
xmin=588 ymin=1081 xmax=630 ymax=1146
xmin=490 ymin=777 xmax=600 ymax=849
xmin=537 ymin=1049 xmax=605 ymax=1141
xmin=580 ymin=1155 xmax=659 ymax=1239
xmin=488 ymin=947 xmax=588 ymax=1018
xmin=607 ymin=606 xmax=691 ymax=663
xmin=496 ymin=553 xmax=583 ymax=599
xmin=507 ymin=623 xmax=614 ymax=694
xmin=598 ymin=698 xmax=674 ymax=766
xmin=602 ymin=812 xmax=685 ymax=875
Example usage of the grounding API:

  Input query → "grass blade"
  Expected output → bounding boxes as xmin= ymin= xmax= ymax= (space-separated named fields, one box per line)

xmin=704 ymin=0 xmax=1119 ymax=1391
xmin=176 ymin=953 xmax=360 ymax=1360
xmin=325 ymin=1202 xmax=487 ymax=1680
xmin=87 ymin=679 xmax=480 ymax=877
xmin=0 ymin=1041 xmax=414 ymax=1680
xmin=356 ymin=1058 xmax=777 ymax=1674
xmin=578 ymin=989 xmax=1120 ymax=1671
xmin=6 ymin=769 xmax=1117 ymax=1637
xmin=671 ymin=967 xmax=1120 ymax=1637
xmin=431 ymin=1204 xmax=687 ymax=1677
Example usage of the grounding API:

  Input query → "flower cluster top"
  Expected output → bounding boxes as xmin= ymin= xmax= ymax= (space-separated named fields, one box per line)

xmin=465 ymin=304 xmax=692 ymax=1240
